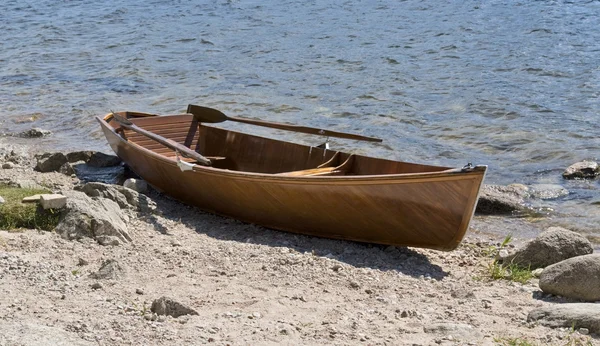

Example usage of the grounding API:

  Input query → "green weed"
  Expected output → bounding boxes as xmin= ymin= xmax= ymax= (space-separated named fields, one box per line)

xmin=483 ymin=234 xmax=534 ymax=284
xmin=0 ymin=184 xmax=61 ymax=231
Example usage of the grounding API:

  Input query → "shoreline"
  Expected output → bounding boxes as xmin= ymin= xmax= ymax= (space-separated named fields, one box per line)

xmin=1 ymin=138 xmax=598 ymax=345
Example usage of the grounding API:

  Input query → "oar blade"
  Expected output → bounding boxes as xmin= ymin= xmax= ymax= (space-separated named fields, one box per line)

xmin=187 ymin=104 xmax=228 ymax=123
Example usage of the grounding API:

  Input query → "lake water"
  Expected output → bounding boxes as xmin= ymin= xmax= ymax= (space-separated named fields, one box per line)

xmin=2 ymin=0 xmax=599 ymax=242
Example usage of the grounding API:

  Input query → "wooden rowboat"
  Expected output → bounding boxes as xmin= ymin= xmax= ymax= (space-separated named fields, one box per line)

xmin=97 ymin=105 xmax=486 ymax=250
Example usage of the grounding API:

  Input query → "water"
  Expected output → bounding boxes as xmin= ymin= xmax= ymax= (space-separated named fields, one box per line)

xmin=2 ymin=0 xmax=600 ymax=242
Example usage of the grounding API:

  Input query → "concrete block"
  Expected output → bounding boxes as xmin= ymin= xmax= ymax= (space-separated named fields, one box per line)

xmin=40 ymin=194 xmax=67 ymax=210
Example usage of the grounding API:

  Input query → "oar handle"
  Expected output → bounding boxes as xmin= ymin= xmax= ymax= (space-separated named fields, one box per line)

xmin=229 ymin=116 xmax=383 ymax=143
xmin=112 ymin=113 xmax=212 ymax=166
xmin=187 ymin=104 xmax=383 ymax=143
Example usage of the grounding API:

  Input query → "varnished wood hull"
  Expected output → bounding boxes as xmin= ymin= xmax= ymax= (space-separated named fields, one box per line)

xmin=98 ymin=112 xmax=486 ymax=250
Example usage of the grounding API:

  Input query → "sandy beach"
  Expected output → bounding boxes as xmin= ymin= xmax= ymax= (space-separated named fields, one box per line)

xmin=1 ymin=140 xmax=598 ymax=346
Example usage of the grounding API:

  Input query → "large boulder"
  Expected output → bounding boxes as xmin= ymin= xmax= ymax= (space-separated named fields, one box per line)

xmin=499 ymin=227 xmax=593 ymax=269
xmin=87 ymin=152 xmax=121 ymax=168
xmin=35 ymin=152 xmax=68 ymax=173
xmin=76 ymin=182 xmax=156 ymax=213
xmin=475 ymin=184 xmax=530 ymax=215
xmin=539 ymin=254 xmax=600 ymax=302
xmin=528 ymin=303 xmax=600 ymax=333
xmin=66 ymin=151 xmax=95 ymax=163
xmin=54 ymin=190 xmax=131 ymax=246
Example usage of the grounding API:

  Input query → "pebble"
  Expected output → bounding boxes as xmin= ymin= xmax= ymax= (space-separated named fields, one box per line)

xmin=136 ymin=288 xmax=144 ymax=295
xmin=2 ymin=162 xmax=14 ymax=169
xmin=91 ymin=283 xmax=102 ymax=290
xmin=579 ymin=328 xmax=589 ymax=335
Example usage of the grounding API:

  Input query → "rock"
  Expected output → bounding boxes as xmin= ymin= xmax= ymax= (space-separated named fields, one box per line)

xmin=54 ymin=190 xmax=132 ymax=245
xmin=90 ymin=259 xmax=125 ymax=280
xmin=87 ymin=152 xmax=121 ymax=168
xmin=35 ymin=152 xmax=68 ymax=172
xmin=563 ymin=161 xmax=600 ymax=179
xmin=91 ymin=282 xmax=103 ymax=290
xmin=527 ymin=303 xmax=600 ymax=333
xmin=39 ymin=194 xmax=67 ymax=210
xmin=22 ymin=195 xmax=42 ymax=203
xmin=539 ymin=254 xmax=600 ymax=301
xmin=59 ymin=162 xmax=75 ymax=176
xmin=2 ymin=162 xmax=14 ymax=169
xmin=0 ymin=196 xmax=4 ymax=204
xmin=123 ymin=178 xmax=148 ymax=194
xmin=475 ymin=184 xmax=530 ymax=215
xmin=77 ymin=258 xmax=89 ymax=266
xmin=151 ymin=297 xmax=199 ymax=318
xmin=499 ymin=227 xmax=593 ymax=269
xmin=529 ymin=184 xmax=569 ymax=200
xmin=77 ymin=182 xmax=156 ymax=213
xmin=66 ymin=151 xmax=94 ymax=163
xmin=423 ymin=323 xmax=483 ymax=340
xmin=19 ymin=128 xmax=51 ymax=138
xmin=136 ymin=288 xmax=144 ymax=295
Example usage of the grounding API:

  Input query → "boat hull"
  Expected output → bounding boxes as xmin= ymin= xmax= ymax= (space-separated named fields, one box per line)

xmin=98 ymin=114 xmax=485 ymax=251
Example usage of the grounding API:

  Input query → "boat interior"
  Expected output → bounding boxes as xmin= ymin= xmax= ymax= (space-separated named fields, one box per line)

xmin=110 ymin=112 xmax=452 ymax=176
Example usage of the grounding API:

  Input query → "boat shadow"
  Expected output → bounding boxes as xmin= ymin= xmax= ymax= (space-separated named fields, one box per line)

xmin=150 ymin=193 xmax=449 ymax=280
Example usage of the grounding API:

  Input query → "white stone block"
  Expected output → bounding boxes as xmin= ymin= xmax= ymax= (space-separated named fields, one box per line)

xmin=40 ymin=194 xmax=67 ymax=210
xmin=22 ymin=195 xmax=42 ymax=203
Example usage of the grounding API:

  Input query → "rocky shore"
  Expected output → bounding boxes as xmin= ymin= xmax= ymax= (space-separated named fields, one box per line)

xmin=1 ymin=138 xmax=599 ymax=346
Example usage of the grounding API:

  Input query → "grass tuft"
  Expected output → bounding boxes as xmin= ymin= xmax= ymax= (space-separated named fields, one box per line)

xmin=0 ymin=184 xmax=61 ymax=231
xmin=483 ymin=234 xmax=534 ymax=284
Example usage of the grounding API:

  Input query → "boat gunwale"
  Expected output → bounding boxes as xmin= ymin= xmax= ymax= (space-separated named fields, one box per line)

xmin=97 ymin=113 xmax=487 ymax=184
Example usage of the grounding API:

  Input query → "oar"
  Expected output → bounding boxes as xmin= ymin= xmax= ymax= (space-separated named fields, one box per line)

xmin=111 ymin=113 xmax=212 ymax=166
xmin=187 ymin=104 xmax=383 ymax=143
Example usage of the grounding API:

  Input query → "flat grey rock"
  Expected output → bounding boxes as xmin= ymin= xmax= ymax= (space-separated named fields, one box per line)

xmin=528 ymin=303 xmax=600 ymax=333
